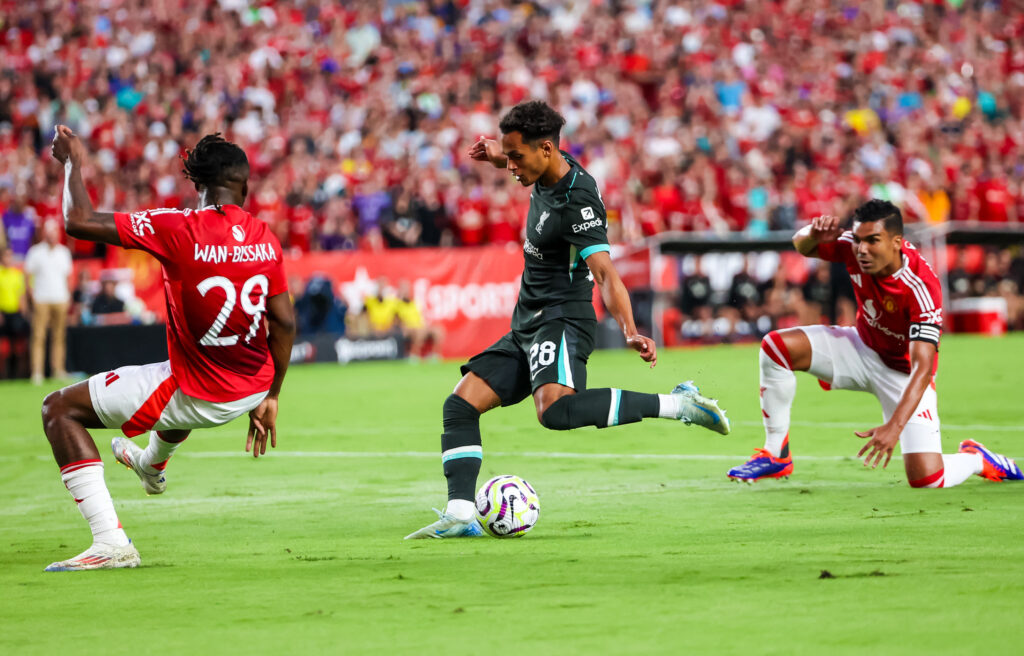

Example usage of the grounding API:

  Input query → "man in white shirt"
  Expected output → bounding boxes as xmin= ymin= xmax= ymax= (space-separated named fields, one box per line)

xmin=24 ymin=221 xmax=72 ymax=384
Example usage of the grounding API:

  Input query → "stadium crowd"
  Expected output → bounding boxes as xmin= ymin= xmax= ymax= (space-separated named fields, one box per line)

xmin=2 ymin=0 xmax=1024 ymax=375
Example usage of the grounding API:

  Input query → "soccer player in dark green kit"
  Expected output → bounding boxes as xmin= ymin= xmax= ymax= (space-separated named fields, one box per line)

xmin=406 ymin=101 xmax=730 ymax=539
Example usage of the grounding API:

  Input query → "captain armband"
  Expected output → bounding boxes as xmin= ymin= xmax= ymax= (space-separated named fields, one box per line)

xmin=908 ymin=323 xmax=941 ymax=346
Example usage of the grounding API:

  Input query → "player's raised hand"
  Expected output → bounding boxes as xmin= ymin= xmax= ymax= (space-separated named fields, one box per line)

xmin=627 ymin=334 xmax=657 ymax=368
xmin=808 ymin=215 xmax=843 ymax=243
xmin=855 ymin=422 xmax=900 ymax=469
xmin=246 ymin=396 xmax=279 ymax=458
xmin=51 ymin=125 xmax=85 ymax=165
xmin=467 ymin=135 xmax=504 ymax=167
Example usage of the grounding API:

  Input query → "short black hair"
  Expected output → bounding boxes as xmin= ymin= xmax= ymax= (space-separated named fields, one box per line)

xmin=181 ymin=133 xmax=249 ymax=189
xmin=852 ymin=199 xmax=903 ymax=236
xmin=498 ymin=101 xmax=566 ymax=146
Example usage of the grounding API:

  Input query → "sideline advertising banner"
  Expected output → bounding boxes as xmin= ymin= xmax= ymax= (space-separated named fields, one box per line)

xmin=284 ymin=246 xmax=523 ymax=358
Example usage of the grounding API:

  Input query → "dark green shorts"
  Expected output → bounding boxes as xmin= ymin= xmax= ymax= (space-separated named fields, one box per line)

xmin=460 ymin=318 xmax=596 ymax=406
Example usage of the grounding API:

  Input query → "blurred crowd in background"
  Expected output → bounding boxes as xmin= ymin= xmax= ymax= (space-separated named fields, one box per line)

xmin=3 ymin=0 xmax=1023 ymax=253
xmin=2 ymin=0 xmax=1024 ymax=377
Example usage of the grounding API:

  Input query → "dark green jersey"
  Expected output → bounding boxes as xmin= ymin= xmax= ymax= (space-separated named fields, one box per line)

xmin=511 ymin=152 xmax=610 ymax=331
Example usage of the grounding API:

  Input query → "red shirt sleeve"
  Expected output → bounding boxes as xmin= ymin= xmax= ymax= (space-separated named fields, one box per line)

xmin=114 ymin=208 xmax=186 ymax=261
xmin=903 ymin=247 xmax=944 ymax=345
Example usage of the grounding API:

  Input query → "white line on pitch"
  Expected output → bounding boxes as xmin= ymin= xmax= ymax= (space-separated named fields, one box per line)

xmin=735 ymin=420 xmax=1024 ymax=432
xmin=191 ymin=419 xmax=1024 ymax=439
xmin=177 ymin=451 xmax=872 ymax=462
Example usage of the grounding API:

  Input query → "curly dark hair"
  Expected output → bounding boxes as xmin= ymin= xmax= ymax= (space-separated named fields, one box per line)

xmin=852 ymin=198 xmax=903 ymax=236
xmin=498 ymin=100 xmax=566 ymax=146
xmin=180 ymin=133 xmax=249 ymax=190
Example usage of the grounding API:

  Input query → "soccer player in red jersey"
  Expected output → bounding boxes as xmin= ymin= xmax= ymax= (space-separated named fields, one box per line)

xmin=728 ymin=199 xmax=1022 ymax=487
xmin=42 ymin=127 xmax=295 ymax=571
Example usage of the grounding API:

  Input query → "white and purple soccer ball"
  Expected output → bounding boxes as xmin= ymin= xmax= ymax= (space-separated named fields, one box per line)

xmin=475 ymin=475 xmax=540 ymax=538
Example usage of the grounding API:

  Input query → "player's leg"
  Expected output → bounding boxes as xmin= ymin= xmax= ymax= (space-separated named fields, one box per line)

xmin=112 ymin=381 xmax=272 ymax=495
xmin=111 ymin=429 xmax=190 ymax=496
xmin=530 ymin=321 xmax=729 ymax=433
xmin=94 ymin=361 xmax=180 ymax=494
xmin=729 ymin=326 xmax=836 ymax=481
xmin=892 ymin=385 xmax=1020 ymax=488
xmin=406 ymin=335 xmax=527 ymax=539
xmin=758 ymin=328 xmax=812 ymax=455
xmin=41 ymin=380 xmax=139 ymax=571
xmin=440 ymin=372 xmax=500 ymax=518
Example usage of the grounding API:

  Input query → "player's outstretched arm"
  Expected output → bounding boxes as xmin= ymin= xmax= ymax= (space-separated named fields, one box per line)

xmin=586 ymin=250 xmax=657 ymax=368
xmin=793 ymin=214 xmax=842 ymax=258
xmin=466 ymin=135 xmax=508 ymax=169
xmin=246 ymin=292 xmax=296 ymax=458
xmin=50 ymin=125 xmax=121 ymax=246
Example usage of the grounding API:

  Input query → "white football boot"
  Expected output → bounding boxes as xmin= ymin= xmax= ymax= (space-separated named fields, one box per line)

xmin=44 ymin=541 xmax=141 ymax=572
xmin=404 ymin=508 xmax=484 ymax=540
xmin=111 ymin=437 xmax=166 ymax=495
xmin=672 ymin=381 xmax=731 ymax=435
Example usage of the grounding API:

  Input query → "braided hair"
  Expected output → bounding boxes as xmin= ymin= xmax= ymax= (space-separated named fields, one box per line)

xmin=180 ymin=133 xmax=249 ymax=213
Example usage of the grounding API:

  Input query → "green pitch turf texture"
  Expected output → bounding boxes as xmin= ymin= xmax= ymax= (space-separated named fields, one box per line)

xmin=1 ymin=335 xmax=1022 ymax=655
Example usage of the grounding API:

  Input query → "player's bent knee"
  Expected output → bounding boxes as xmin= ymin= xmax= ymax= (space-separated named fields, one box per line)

xmin=760 ymin=331 xmax=795 ymax=371
xmin=443 ymin=393 xmax=480 ymax=424
xmin=40 ymin=390 xmax=64 ymax=426
xmin=41 ymin=383 xmax=101 ymax=433
xmin=539 ymin=396 xmax=573 ymax=431
xmin=908 ymin=468 xmax=945 ymax=488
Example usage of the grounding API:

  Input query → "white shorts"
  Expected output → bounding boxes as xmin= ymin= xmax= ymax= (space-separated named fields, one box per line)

xmin=802 ymin=325 xmax=941 ymax=454
xmin=88 ymin=360 xmax=267 ymax=438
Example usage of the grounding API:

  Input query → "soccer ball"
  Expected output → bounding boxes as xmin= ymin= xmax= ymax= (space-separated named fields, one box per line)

xmin=475 ymin=475 xmax=540 ymax=538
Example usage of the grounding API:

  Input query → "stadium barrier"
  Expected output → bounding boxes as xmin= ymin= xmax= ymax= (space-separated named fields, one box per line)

xmin=290 ymin=332 xmax=405 ymax=365
xmin=634 ymin=223 xmax=1024 ymax=344
xmin=66 ymin=323 xmax=168 ymax=375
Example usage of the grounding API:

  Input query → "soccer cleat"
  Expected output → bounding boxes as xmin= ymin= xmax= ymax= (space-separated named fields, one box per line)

xmin=404 ymin=508 xmax=485 ymax=540
xmin=958 ymin=440 xmax=1024 ymax=482
xmin=111 ymin=437 xmax=166 ymax=495
xmin=728 ymin=449 xmax=794 ymax=481
xmin=44 ymin=540 xmax=141 ymax=572
xmin=672 ymin=381 xmax=731 ymax=435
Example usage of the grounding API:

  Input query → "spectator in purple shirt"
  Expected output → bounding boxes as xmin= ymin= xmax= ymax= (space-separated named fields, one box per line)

xmin=3 ymin=199 xmax=35 ymax=260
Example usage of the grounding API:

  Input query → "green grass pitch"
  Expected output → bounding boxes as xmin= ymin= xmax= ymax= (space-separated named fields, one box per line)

xmin=1 ymin=335 xmax=1022 ymax=655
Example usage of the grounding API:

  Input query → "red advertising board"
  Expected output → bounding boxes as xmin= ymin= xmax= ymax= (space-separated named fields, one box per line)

xmin=284 ymin=246 xmax=524 ymax=358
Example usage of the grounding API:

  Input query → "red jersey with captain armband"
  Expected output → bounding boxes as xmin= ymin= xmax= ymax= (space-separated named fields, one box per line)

xmin=113 ymin=204 xmax=287 ymax=402
xmin=816 ymin=232 xmax=943 ymax=374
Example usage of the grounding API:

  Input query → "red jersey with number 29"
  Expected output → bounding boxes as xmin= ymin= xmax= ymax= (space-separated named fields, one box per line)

xmin=816 ymin=231 xmax=943 ymax=375
xmin=114 ymin=204 xmax=287 ymax=402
